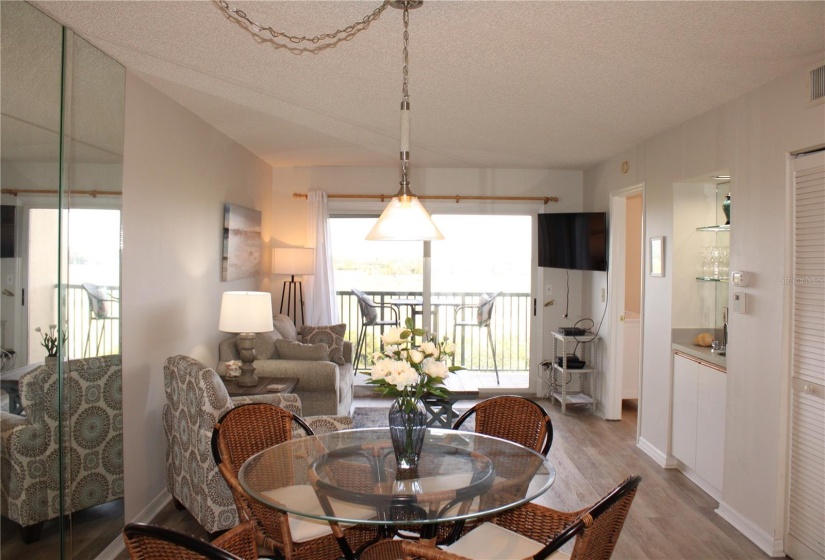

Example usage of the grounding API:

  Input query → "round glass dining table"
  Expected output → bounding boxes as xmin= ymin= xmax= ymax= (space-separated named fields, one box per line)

xmin=239 ymin=427 xmax=555 ymax=557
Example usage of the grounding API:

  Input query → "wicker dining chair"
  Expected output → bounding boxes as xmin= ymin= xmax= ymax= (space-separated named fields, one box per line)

xmin=453 ymin=395 xmax=554 ymax=456
xmin=122 ymin=520 xmax=257 ymax=560
xmin=211 ymin=403 xmax=377 ymax=560
xmin=401 ymin=475 xmax=642 ymax=560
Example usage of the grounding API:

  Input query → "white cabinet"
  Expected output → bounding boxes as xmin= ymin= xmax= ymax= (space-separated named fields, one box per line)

xmin=671 ymin=352 xmax=727 ymax=498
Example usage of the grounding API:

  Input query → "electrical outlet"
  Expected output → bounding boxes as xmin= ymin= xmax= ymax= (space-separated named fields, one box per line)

xmin=601 ymin=288 xmax=606 ymax=303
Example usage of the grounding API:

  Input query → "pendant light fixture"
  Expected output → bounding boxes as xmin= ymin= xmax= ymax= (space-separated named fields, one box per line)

xmin=366 ymin=1 xmax=444 ymax=241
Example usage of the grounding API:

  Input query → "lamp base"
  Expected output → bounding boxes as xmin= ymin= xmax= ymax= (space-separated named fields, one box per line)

xmin=235 ymin=333 xmax=259 ymax=386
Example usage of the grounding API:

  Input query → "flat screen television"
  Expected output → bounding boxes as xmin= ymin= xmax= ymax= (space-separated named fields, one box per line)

xmin=538 ymin=212 xmax=608 ymax=271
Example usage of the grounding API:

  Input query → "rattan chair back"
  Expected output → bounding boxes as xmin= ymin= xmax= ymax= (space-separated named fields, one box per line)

xmin=122 ymin=521 xmax=256 ymax=560
xmin=453 ymin=396 xmax=553 ymax=456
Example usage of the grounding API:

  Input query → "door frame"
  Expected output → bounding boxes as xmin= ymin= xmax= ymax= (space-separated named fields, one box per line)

xmin=606 ymin=184 xmax=645 ymax=427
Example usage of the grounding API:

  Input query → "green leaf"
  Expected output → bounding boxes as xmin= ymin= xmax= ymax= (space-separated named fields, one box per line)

xmin=448 ymin=366 xmax=464 ymax=372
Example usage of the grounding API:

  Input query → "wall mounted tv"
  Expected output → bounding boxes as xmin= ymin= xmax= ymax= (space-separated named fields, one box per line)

xmin=538 ymin=212 xmax=608 ymax=271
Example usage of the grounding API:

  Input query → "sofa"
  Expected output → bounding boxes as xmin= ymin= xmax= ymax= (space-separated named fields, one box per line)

xmin=0 ymin=355 xmax=123 ymax=542
xmin=217 ymin=314 xmax=354 ymax=416
xmin=163 ymin=355 xmax=353 ymax=534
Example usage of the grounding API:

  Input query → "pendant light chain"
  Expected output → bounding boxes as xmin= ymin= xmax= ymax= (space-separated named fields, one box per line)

xmin=218 ymin=0 xmax=390 ymax=45
xmin=402 ymin=4 xmax=410 ymax=101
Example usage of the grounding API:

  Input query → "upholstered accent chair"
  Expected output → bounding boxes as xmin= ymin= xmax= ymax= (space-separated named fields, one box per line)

xmin=0 ymin=355 xmax=123 ymax=542
xmin=163 ymin=355 xmax=352 ymax=534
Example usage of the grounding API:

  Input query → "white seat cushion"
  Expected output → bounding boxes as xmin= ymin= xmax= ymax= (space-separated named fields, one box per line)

xmin=444 ymin=522 xmax=571 ymax=560
xmin=262 ymin=484 xmax=375 ymax=543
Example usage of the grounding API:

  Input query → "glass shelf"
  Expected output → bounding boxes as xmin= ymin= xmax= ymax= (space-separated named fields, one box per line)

xmin=696 ymin=277 xmax=730 ymax=283
xmin=696 ymin=225 xmax=730 ymax=232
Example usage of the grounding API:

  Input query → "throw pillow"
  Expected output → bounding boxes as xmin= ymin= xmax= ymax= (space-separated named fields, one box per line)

xmin=273 ymin=314 xmax=299 ymax=341
xmin=300 ymin=324 xmax=347 ymax=365
xmin=249 ymin=329 xmax=283 ymax=360
xmin=274 ymin=339 xmax=330 ymax=361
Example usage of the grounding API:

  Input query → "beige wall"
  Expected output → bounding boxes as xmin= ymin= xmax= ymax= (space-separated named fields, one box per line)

xmin=624 ymin=194 xmax=642 ymax=315
xmin=583 ymin=61 xmax=825 ymax=553
xmin=120 ymin=73 xmax=272 ymax=521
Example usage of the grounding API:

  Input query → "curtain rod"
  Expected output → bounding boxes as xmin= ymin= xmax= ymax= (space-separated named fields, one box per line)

xmin=292 ymin=193 xmax=559 ymax=204
xmin=1 ymin=188 xmax=121 ymax=198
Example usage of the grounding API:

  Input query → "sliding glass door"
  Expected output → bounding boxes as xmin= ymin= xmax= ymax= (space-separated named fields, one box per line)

xmin=331 ymin=212 xmax=535 ymax=391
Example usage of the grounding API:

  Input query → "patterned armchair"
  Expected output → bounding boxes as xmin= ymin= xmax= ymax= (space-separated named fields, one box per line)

xmin=0 ymin=355 xmax=123 ymax=542
xmin=163 ymin=355 xmax=352 ymax=534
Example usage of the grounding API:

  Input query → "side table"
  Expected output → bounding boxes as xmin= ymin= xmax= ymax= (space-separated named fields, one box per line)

xmin=222 ymin=376 xmax=298 ymax=398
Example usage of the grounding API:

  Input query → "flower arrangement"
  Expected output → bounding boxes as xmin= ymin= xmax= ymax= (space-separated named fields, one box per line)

xmin=365 ymin=318 xmax=462 ymax=411
xmin=224 ymin=360 xmax=243 ymax=378
xmin=34 ymin=324 xmax=67 ymax=357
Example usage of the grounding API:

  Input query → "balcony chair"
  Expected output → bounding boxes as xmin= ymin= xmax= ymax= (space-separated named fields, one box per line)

xmin=162 ymin=355 xmax=352 ymax=534
xmin=352 ymin=288 xmax=399 ymax=371
xmin=123 ymin=520 xmax=258 ymax=560
xmin=82 ymin=282 xmax=119 ymax=357
xmin=211 ymin=402 xmax=377 ymax=560
xmin=401 ymin=475 xmax=642 ymax=560
xmin=452 ymin=292 xmax=501 ymax=384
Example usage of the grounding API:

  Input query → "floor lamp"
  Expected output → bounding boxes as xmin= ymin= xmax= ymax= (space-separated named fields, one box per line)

xmin=272 ymin=247 xmax=315 ymax=325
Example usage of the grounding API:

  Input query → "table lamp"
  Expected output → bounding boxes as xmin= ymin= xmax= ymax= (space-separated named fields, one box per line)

xmin=218 ymin=291 xmax=273 ymax=386
xmin=272 ymin=247 xmax=315 ymax=325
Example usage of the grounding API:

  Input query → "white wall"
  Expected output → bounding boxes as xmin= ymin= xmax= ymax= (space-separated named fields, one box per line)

xmin=121 ymin=73 xmax=272 ymax=521
xmin=583 ymin=62 xmax=825 ymax=552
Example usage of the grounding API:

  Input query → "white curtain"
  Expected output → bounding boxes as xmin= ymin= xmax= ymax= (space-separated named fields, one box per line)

xmin=305 ymin=191 xmax=339 ymax=325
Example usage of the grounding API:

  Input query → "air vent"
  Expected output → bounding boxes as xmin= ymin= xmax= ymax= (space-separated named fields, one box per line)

xmin=809 ymin=62 xmax=825 ymax=106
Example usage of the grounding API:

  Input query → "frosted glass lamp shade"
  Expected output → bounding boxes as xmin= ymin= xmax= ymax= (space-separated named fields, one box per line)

xmin=272 ymin=247 xmax=315 ymax=276
xmin=218 ymin=291 xmax=273 ymax=333
xmin=366 ymin=195 xmax=444 ymax=241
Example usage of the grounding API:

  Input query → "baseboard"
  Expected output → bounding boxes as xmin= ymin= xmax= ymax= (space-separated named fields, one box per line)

xmin=95 ymin=490 xmax=172 ymax=560
xmin=636 ymin=437 xmax=676 ymax=468
xmin=716 ymin=501 xmax=785 ymax=557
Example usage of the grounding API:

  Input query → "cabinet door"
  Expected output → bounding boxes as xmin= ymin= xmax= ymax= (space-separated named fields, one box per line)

xmin=696 ymin=364 xmax=726 ymax=491
xmin=672 ymin=355 xmax=698 ymax=469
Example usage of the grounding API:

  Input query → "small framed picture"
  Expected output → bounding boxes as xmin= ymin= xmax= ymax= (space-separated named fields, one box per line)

xmin=649 ymin=237 xmax=664 ymax=277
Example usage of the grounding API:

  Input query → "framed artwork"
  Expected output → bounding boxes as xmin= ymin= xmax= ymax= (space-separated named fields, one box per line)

xmin=649 ymin=236 xmax=664 ymax=277
xmin=222 ymin=203 xmax=261 ymax=281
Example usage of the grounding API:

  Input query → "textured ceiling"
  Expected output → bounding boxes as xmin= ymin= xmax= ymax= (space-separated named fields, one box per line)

xmin=28 ymin=1 xmax=825 ymax=170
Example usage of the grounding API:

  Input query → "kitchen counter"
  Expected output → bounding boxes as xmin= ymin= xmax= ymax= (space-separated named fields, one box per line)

xmin=672 ymin=328 xmax=726 ymax=370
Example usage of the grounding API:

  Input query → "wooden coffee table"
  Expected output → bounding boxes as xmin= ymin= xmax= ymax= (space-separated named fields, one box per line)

xmin=222 ymin=376 xmax=298 ymax=397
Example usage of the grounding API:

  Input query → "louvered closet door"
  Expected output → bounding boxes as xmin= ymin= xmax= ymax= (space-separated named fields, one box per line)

xmin=786 ymin=150 xmax=825 ymax=560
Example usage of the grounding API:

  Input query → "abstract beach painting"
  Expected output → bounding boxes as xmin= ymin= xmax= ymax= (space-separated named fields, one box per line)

xmin=222 ymin=203 xmax=261 ymax=281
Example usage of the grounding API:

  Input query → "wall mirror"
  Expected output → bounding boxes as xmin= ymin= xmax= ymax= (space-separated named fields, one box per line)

xmin=1 ymin=2 xmax=125 ymax=557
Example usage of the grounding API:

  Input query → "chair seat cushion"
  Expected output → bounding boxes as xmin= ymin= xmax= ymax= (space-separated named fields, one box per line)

xmin=444 ymin=522 xmax=570 ymax=560
xmin=262 ymin=484 xmax=375 ymax=543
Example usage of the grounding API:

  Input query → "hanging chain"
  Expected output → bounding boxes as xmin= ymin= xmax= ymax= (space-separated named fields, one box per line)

xmin=217 ymin=0 xmax=390 ymax=45
xmin=401 ymin=3 xmax=410 ymax=101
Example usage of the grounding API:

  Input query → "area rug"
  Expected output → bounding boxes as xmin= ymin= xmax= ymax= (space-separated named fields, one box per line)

xmin=352 ymin=406 xmax=472 ymax=430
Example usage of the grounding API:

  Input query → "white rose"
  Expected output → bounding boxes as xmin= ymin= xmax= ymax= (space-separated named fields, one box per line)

xmin=419 ymin=341 xmax=438 ymax=357
xmin=443 ymin=341 xmax=456 ymax=355
xmin=370 ymin=360 xmax=392 ymax=380
xmin=422 ymin=358 xmax=449 ymax=379
xmin=386 ymin=362 xmax=418 ymax=391
xmin=371 ymin=351 xmax=387 ymax=364
xmin=381 ymin=327 xmax=408 ymax=345
xmin=409 ymin=349 xmax=425 ymax=364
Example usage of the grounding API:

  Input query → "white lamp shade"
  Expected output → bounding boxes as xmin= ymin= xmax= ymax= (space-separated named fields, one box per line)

xmin=272 ymin=247 xmax=315 ymax=275
xmin=218 ymin=291 xmax=273 ymax=333
xmin=366 ymin=195 xmax=444 ymax=241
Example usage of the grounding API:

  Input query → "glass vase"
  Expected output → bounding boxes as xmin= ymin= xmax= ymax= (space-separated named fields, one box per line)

xmin=388 ymin=397 xmax=427 ymax=471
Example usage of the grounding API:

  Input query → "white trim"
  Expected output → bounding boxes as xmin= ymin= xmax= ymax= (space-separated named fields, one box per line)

xmin=95 ymin=491 xmax=172 ymax=560
xmin=716 ymin=501 xmax=786 ymax=557
xmin=636 ymin=437 xmax=675 ymax=468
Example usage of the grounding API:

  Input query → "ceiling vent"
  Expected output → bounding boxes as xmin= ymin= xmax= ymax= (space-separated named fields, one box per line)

xmin=809 ymin=62 xmax=825 ymax=106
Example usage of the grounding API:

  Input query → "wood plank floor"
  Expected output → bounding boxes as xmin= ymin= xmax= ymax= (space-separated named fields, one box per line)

xmin=113 ymin=398 xmax=776 ymax=560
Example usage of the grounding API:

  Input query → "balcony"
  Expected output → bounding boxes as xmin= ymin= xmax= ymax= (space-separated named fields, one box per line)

xmin=338 ymin=290 xmax=530 ymax=389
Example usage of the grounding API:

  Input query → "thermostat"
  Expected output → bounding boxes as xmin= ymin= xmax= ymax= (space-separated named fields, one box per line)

xmin=731 ymin=271 xmax=749 ymax=287
xmin=733 ymin=292 xmax=748 ymax=314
